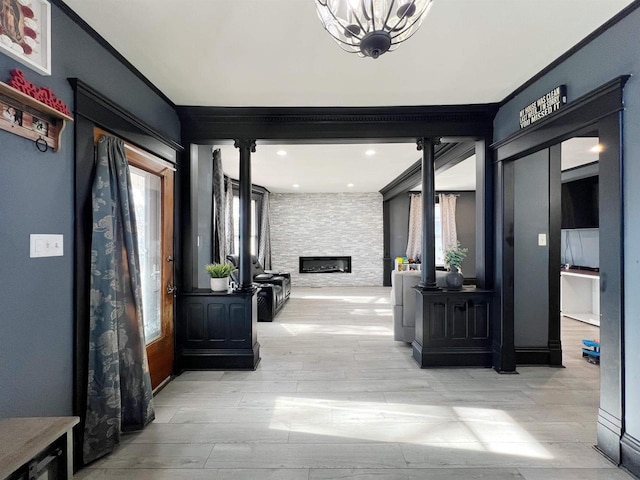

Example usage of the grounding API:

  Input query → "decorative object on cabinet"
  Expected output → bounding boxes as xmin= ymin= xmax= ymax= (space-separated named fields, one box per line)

xmin=205 ymin=262 xmax=236 ymax=292
xmin=444 ymin=241 xmax=467 ymax=290
xmin=394 ymin=256 xmax=421 ymax=271
xmin=0 ymin=0 xmax=51 ymax=75
xmin=0 ymin=70 xmax=73 ymax=152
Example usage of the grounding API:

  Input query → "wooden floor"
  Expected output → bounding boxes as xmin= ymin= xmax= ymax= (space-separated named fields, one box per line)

xmin=78 ymin=287 xmax=634 ymax=479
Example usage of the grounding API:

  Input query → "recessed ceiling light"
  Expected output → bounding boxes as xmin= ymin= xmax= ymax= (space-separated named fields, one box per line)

xmin=293 ymin=184 xmax=299 ymax=188
xmin=365 ymin=149 xmax=376 ymax=156
xmin=590 ymin=144 xmax=603 ymax=153
xmin=277 ymin=150 xmax=287 ymax=156
xmin=347 ymin=183 xmax=354 ymax=187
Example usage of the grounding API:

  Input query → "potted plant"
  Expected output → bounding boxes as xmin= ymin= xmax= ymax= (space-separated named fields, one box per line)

xmin=205 ymin=262 xmax=236 ymax=292
xmin=443 ymin=242 xmax=468 ymax=290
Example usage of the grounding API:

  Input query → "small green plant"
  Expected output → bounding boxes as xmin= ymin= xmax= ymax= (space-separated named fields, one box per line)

xmin=205 ymin=262 xmax=236 ymax=278
xmin=444 ymin=242 xmax=468 ymax=272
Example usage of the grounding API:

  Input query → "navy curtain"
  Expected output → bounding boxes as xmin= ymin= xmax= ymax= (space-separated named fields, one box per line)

xmin=212 ymin=148 xmax=227 ymax=263
xmin=83 ymin=135 xmax=155 ymax=464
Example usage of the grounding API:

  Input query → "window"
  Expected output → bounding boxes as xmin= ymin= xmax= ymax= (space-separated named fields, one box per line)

xmin=232 ymin=196 xmax=258 ymax=255
xmin=434 ymin=203 xmax=444 ymax=266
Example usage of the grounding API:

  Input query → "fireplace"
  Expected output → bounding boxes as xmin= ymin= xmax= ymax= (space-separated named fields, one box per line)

xmin=299 ymin=256 xmax=352 ymax=274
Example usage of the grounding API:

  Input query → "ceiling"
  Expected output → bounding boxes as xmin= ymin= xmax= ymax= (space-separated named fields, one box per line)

xmin=63 ymin=2 xmax=613 ymax=193
xmin=218 ymin=143 xmax=421 ymax=193
xmin=63 ymin=0 xmax=634 ymax=107
xmin=561 ymin=137 xmax=600 ymax=170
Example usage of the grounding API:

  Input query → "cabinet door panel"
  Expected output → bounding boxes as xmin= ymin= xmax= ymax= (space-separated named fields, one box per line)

xmin=451 ymin=301 xmax=469 ymax=339
xmin=206 ymin=303 xmax=227 ymax=342
xmin=429 ymin=302 xmax=447 ymax=339
xmin=472 ymin=302 xmax=490 ymax=339
xmin=229 ymin=303 xmax=250 ymax=345
xmin=187 ymin=304 xmax=205 ymax=341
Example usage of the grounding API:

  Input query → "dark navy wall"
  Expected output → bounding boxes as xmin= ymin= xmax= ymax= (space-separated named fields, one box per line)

xmin=0 ymin=5 xmax=179 ymax=416
xmin=513 ymin=150 xmax=550 ymax=348
xmin=494 ymin=8 xmax=640 ymax=442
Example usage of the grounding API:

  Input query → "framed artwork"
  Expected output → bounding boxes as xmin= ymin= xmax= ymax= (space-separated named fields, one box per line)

xmin=0 ymin=0 xmax=51 ymax=75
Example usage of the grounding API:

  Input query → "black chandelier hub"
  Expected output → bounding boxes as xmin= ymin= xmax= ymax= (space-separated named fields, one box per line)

xmin=360 ymin=31 xmax=392 ymax=59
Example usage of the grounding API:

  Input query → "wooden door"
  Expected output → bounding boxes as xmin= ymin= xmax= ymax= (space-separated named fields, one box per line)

xmin=94 ymin=128 xmax=175 ymax=390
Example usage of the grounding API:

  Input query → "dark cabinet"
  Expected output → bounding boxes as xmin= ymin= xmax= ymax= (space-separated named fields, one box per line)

xmin=177 ymin=290 xmax=260 ymax=371
xmin=413 ymin=287 xmax=493 ymax=367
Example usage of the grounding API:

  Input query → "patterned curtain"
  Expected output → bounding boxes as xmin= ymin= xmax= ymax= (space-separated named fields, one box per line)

xmin=212 ymin=148 xmax=226 ymax=263
xmin=439 ymin=193 xmax=458 ymax=252
xmin=225 ymin=177 xmax=234 ymax=256
xmin=84 ymin=135 xmax=154 ymax=464
xmin=258 ymin=191 xmax=271 ymax=269
xmin=406 ymin=193 xmax=422 ymax=260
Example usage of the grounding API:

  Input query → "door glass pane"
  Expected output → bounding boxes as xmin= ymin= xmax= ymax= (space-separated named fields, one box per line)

xmin=130 ymin=166 xmax=162 ymax=344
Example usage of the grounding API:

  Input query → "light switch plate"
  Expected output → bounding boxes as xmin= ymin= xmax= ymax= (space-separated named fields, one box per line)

xmin=538 ymin=233 xmax=547 ymax=246
xmin=30 ymin=234 xmax=64 ymax=258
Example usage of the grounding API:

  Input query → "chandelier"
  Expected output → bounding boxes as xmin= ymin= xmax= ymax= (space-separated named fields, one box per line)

xmin=315 ymin=0 xmax=434 ymax=59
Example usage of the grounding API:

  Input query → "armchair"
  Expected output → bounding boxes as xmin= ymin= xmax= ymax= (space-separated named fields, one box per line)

xmin=227 ymin=255 xmax=291 ymax=321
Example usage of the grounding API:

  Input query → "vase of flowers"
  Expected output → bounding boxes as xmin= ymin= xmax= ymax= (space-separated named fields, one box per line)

xmin=205 ymin=262 xmax=236 ymax=292
xmin=444 ymin=242 xmax=468 ymax=291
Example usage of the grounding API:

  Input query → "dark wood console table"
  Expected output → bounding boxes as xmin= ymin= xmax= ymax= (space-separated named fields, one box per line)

xmin=412 ymin=286 xmax=494 ymax=367
xmin=176 ymin=289 xmax=260 ymax=371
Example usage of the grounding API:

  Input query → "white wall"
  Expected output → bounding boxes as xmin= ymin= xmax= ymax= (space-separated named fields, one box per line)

xmin=270 ymin=193 xmax=383 ymax=287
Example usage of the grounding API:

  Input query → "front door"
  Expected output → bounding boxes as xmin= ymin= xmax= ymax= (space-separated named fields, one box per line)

xmin=94 ymin=128 xmax=175 ymax=390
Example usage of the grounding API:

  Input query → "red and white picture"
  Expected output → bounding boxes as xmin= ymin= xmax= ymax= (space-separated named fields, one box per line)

xmin=0 ymin=0 xmax=50 ymax=75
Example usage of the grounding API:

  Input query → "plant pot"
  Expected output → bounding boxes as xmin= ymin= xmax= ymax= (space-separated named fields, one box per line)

xmin=446 ymin=267 xmax=464 ymax=290
xmin=210 ymin=277 xmax=229 ymax=292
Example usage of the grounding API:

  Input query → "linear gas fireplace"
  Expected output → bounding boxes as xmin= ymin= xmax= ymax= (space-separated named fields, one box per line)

xmin=299 ymin=256 xmax=352 ymax=274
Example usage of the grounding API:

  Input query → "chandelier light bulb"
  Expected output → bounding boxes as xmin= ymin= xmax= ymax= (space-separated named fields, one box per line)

xmin=315 ymin=0 xmax=434 ymax=58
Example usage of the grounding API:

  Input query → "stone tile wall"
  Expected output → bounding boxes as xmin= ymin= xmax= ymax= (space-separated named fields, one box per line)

xmin=270 ymin=193 xmax=383 ymax=287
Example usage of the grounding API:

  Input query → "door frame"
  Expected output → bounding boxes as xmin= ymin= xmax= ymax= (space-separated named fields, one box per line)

xmin=491 ymin=76 xmax=628 ymax=463
xmin=71 ymin=79 xmax=182 ymax=468
xmin=94 ymin=127 xmax=176 ymax=390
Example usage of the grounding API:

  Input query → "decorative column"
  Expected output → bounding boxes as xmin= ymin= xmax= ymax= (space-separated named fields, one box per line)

xmin=417 ymin=137 xmax=439 ymax=291
xmin=234 ymin=139 xmax=256 ymax=291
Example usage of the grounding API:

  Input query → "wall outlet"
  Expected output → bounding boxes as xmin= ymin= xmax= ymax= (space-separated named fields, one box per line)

xmin=538 ymin=233 xmax=547 ymax=246
xmin=30 ymin=234 xmax=64 ymax=258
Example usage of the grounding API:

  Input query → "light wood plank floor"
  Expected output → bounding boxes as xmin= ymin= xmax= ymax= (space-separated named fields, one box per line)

xmin=78 ymin=286 xmax=634 ymax=479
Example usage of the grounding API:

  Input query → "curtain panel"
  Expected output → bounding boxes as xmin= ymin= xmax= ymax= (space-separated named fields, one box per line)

xmin=212 ymin=148 xmax=227 ymax=263
xmin=224 ymin=177 xmax=234 ymax=256
xmin=258 ymin=191 xmax=272 ymax=269
xmin=439 ymin=193 xmax=458 ymax=253
xmin=84 ymin=135 xmax=155 ymax=464
xmin=406 ymin=193 xmax=422 ymax=260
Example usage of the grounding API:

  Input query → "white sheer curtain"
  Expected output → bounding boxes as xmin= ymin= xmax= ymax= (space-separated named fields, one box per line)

xmin=406 ymin=193 xmax=422 ymax=260
xmin=439 ymin=193 xmax=458 ymax=252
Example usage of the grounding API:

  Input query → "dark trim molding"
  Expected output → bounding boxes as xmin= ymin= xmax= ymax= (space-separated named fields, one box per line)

xmin=69 ymin=79 xmax=183 ymax=160
xmin=492 ymin=76 xmax=629 ymax=161
xmin=548 ymin=144 xmax=563 ymax=366
xmin=515 ymin=347 xmax=562 ymax=366
xmin=380 ymin=142 xmax=475 ymax=201
xmin=53 ymin=0 xmax=176 ymax=109
xmin=621 ymin=434 xmax=640 ymax=477
xmin=380 ymin=159 xmax=421 ymax=199
xmin=500 ymin=2 xmax=640 ymax=106
xmin=178 ymin=104 xmax=498 ymax=143
xmin=493 ymin=78 xmax=627 ymax=462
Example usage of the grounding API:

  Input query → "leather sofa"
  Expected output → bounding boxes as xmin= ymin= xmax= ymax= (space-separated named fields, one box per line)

xmin=227 ymin=255 xmax=291 ymax=322
xmin=391 ymin=270 xmax=447 ymax=343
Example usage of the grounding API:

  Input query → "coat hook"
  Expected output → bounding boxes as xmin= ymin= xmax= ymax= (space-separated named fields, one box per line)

xmin=35 ymin=136 xmax=48 ymax=153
